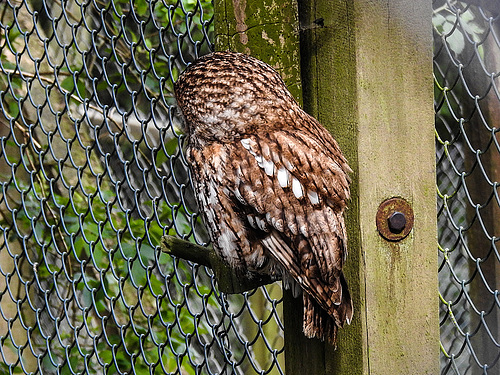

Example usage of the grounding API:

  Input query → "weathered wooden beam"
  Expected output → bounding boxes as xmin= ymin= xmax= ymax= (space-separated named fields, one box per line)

xmin=297 ymin=1 xmax=363 ymax=372
xmin=298 ymin=0 xmax=439 ymax=373
xmin=213 ymin=0 xmax=302 ymax=103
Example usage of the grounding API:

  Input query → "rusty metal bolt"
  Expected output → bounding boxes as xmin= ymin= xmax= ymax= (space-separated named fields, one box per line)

xmin=387 ymin=211 xmax=406 ymax=233
xmin=376 ymin=197 xmax=414 ymax=241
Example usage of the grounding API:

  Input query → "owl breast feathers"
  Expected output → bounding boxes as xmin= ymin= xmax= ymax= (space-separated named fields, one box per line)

xmin=174 ymin=51 xmax=353 ymax=345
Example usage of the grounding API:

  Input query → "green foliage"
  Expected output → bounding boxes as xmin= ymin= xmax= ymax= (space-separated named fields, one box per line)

xmin=0 ymin=0 xmax=215 ymax=373
xmin=432 ymin=4 xmax=486 ymax=57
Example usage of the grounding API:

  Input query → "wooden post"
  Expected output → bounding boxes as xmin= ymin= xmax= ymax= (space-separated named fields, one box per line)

xmin=213 ymin=0 xmax=302 ymax=103
xmin=214 ymin=0 xmax=439 ymax=373
xmin=298 ymin=0 xmax=439 ymax=373
xmin=297 ymin=2 xmax=364 ymax=373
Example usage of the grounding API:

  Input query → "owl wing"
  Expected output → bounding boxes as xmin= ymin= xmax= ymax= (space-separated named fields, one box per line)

xmin=230 ymin=123 xmax=352 ymax=324
xmin=235 ymin=122 xmax=351 ymax=211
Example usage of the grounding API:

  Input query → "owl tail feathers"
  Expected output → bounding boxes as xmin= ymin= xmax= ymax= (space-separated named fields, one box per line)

xmin=303 ymin=293 xmax=339 ymax=346
xmin=302 ymin=274 xmax=353 ymax=347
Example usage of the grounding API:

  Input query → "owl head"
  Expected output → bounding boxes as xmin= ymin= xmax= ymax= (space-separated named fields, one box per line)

xmin=174 ymin=51 xmax=300 ymax=144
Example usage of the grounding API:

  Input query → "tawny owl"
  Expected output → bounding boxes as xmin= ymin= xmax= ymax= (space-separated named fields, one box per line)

xmin=174 ymin=51 xmax=353 ymax=345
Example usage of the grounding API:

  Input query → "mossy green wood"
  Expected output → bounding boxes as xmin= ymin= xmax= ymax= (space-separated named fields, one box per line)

xmin=298 ymin=1 xmax=364 ymax=373
xmin=355 ymin=1 xmax=438 ymax=373
xmin=299 ymin=0 xmax=439 ymax=374
xmin=214 ymin=0 xmax=302 ymax=104
xmin=213 ymin=0 xmax=439 ymax=373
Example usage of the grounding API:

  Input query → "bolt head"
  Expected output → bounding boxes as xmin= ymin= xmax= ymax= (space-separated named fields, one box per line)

xmin=388 ymin=211 xmax=406 ymax=233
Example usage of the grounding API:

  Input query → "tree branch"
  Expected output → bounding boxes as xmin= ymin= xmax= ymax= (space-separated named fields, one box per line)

xmin=160 ymin=235 xmax=277 ymax=294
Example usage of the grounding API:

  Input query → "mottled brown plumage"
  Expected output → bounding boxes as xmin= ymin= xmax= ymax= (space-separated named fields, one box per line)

xmin=174 ymin=51 xmax=353 ymax=345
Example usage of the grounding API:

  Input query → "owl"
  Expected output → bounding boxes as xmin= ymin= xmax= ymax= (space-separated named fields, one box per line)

xmin=174 ymin=51 xmax=353 ymax=345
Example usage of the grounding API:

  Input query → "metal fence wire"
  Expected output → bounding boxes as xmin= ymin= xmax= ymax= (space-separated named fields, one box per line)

xmin=2 ymin=0 xmax=500 ymax=374
xmin=0 ymin=1 xmax=285 ymax=374
xmin=434 ymin=0 xmax=500 ymax=374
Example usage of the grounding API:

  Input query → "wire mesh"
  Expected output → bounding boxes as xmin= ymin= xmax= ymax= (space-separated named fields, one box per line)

xmin=434 ymin=1 xmax=500 ymax=374
xmin=5 ymin=0 xmax=500 ymax=373
xmin=0 ymin=1 xmax=284 ymax=374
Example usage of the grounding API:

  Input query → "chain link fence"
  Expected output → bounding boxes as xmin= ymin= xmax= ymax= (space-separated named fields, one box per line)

xmin=434 ymin=1 xmax=500 ymax=374
xmin=1 ymin=0 xmax=499 ymax=374
xmin=0 ymin=1 xmax=284 ymax=374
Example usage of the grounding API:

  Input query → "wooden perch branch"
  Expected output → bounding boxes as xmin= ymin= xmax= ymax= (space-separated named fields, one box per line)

xmin=160 ymin=235 xmax=277 ymax=294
